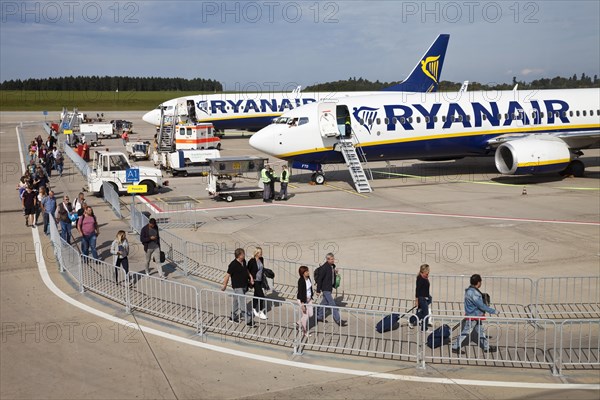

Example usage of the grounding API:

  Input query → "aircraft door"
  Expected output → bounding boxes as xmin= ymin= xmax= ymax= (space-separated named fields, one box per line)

xmin=317 ymin=102 xmax=339 ymax=138
xmin=336 ymin=105 xmax=351 ymax=137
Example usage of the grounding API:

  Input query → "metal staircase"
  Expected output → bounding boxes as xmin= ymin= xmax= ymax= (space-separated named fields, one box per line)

xmin=337 ymin=136 xmax=373 ymax=193
xmin=157 ymin=107 xmax=175 ymax=152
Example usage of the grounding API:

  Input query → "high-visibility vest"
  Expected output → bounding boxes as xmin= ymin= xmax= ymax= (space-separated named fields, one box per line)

xmin=280 ymin=169 xmax=290 ymax=183
xmin=261 ymin=168 xmax=270 ymax=183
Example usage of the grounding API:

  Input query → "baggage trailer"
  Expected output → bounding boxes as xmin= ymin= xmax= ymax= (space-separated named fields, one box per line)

xmin=206 ymin=156 xmax=268 ymax=202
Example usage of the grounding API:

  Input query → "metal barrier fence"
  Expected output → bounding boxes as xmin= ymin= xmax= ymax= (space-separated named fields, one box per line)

xmin=63 ymin=143 xmax=91 ymax=177
xmin=81 ymin=255 xmax=128 ymax=307
xmin=102 ymin=182 xmax=122 ymax=219
xmin=130 ymin=200 xmax=149 ymax=233
xmin=534 ymin=277 xmax=600 ymax=319
xmin=558 ymin=319 xmax=600 ymax=374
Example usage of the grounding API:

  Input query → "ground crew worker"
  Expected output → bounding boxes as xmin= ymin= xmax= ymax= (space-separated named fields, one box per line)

xmin=261 ymin=164 xmax=272 ymax=203
xmin=277 ymin=165 xmax=290 ymax=201
xmin=268 ymin=165 xmax=276 ymax=200
xmin=345 ymin=116 xmax=352 ymax=137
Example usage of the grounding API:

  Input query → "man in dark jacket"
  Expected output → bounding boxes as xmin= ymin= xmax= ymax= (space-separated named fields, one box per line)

xmin=140 ymin=218 xmax=166 ymax=279
xmin=315 ymin=253 xmax=347 ymax=326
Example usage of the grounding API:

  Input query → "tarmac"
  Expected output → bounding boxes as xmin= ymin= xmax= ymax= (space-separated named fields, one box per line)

xmin=1 ymin=111 xmax=599 ymax=399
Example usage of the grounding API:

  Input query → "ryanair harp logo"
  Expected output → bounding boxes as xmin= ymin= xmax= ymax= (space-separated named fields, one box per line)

xmin=353 ymin=106 xmax=379 ymax=134
xmin=421 ymin=55 xmax=440 ymax=83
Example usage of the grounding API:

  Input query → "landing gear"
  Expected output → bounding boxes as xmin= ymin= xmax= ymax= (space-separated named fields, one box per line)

xmin=311 ymin=172 xmax=325 ymax=185
xmin=561 ymin=159 xmax=585 ymax=177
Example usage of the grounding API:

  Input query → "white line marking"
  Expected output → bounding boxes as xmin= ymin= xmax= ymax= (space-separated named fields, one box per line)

xmin=17 ymin=125 xmax=600 ymax=391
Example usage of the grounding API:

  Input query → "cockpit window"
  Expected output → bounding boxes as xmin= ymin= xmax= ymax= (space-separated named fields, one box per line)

xmin=273 ymin=117 xmax=290 ymax=124
xmin=298 ymin=117 xmax=309 ymax=126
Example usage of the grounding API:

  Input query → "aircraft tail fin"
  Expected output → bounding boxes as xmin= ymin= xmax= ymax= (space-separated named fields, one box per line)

xmin=383 ymin=34 xmax=450 ymax=93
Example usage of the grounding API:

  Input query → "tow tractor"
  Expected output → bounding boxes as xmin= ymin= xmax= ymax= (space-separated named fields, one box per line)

xmin=206 ymin=156 xmax=268 ymax=202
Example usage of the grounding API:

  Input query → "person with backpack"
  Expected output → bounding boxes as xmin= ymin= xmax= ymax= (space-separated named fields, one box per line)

xmin=77 ymin=206 xmax=99 ymax=259
xmin=315 ymin=253 xmax=346 ymax=327
xmin=451 ymin=274 xmax=499 ymax=354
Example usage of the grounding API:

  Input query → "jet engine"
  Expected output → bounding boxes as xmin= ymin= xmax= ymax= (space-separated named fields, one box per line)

xmin=494 ymin=136 xmax=571 ymax=175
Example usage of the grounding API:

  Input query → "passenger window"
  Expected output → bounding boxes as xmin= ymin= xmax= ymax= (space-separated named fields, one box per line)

xmin=442 ymin=116 xmax=446 ymax=122
xmin=359 ymin=119 xmax=364 ymax=125
xmin=368 ymin=119 xmax=373 ymax=125
xmin=482 ymin=114 xmax=487 ymax=121
xmin=457 ymin=115 xmax=462 ymax=122
xmin=392 ymin=117 xmax=398 ymax=124
xmin=408 ymin=117 xmax=413 ymax=123
xmin=497 ymin=114 xmax=502 ymax=120
xmin=434 ymin=116 xmax=438 ymax=122
xmin=384 ymin=118 xmax=389 ymax=125
xmin=425 ymin=116 xmax=430 ymax=123
xmin=376 ymin=118 xmax=381 ymax=125
xmin=416 ymin=117 xmax=421 ymax=123
xmin=576 ymin=110 xmax=580 ymax=117
xmin=540 ymin=112 xmax=544 ymax=118
xmin=583 ymin=110 xmax=586 ymax=116
xmin=400 ymin=117 xmax=405 ymax=124
xmin=569 ymin=111 xmax=573 ymax=117
xmin=466 ymin=115 xmax=471 ymax=121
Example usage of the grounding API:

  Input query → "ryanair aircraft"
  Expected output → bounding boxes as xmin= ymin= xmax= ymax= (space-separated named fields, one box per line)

xmin=142 ymin=34 xmax=450 ymax=131
xmin=249 ymin=88 xmax=600 ymax=178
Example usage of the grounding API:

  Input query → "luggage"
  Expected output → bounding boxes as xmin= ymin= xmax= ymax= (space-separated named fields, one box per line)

xmin=426 ymin=324 xmax=451 ymax=348
xmin=375 ymin=313 xmax=401 ymax=333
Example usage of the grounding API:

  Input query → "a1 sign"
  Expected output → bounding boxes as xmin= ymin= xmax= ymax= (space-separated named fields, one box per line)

xmin=125 ymin=168 xmax=140 ymax=183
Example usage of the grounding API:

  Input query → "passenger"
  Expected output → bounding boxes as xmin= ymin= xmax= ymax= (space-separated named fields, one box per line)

xmin=296 ymin=265 xmax=314 ymax=337
xmin=77 ymin=206 xmax=99 ymax=260
xmin=248 ymin=247 xmax=267 ymax=320
xmin=41 ymin=190 xmax=57 ymax=236
xmin=35 ymin=186 xmax=47 ymax=226
xmin=221 ymin=248 xmax=255 ymax=326
xmin=111 ymin=230 xmax=130 ymax=285
xmin=413 ymin=264 xmax=432 ymax=331
xmin=56 ymin=195 xmax=74 ymax=243
xmin=22 ymin=185 xmax=37 ymax=228
xmin=140 ymin=218 xmax=166 ymax=279
xmin=261 ymin=164 xmax=272 ymax=203
xmin=277 ymin=164 xmax=290 ymax=201
xmin=73 ymin=192 xmax=87 ymax=217
xmin=315 ymin=253 xmax=347 ymax=326
xmin=54 ymin=150 xmax=64 ymax=177
xmin=451 ymin=274 xmax=499 ymax=354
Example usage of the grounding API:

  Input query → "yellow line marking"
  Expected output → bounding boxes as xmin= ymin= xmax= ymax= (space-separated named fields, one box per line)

xmin=324 ymin=183 xmax=370 ymax=198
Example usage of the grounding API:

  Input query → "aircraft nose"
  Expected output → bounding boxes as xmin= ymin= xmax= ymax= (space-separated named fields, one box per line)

xmin=249 ymin=126 xmax=277 ymax=156
xmin=142 ymin=110 xmax=159 ymax=125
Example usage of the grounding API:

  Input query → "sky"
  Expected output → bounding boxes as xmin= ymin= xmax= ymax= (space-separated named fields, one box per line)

xmin=1 ymin=1 xmax=599 ymax=89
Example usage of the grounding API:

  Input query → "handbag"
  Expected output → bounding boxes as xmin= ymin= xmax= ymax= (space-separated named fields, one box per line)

xmin=334 ymin=274 xmax=341 ymax=289
xmin=263 ymin=268 xmax=275 ymax=279
xmin=159 ymin=250 xmax=166 ymax=263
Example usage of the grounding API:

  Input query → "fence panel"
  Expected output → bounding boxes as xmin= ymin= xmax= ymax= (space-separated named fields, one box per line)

xmin=48 ymin=215 xmax=63 ymax=271
xmin=102 ymin=182 xmax=122 ymax=218
xmin=81 ymin=255 xmax=128 ymax=307
xmin=198 ymin=289 xmax=298 ymax=348
xmin=159 ymin=229 xmax=187 ymax=270
xmin=130 ymin=201 xmax=149 ymax=233
xmin=185 ymin=242 xmax=232 ymax=283
xmin=128 ymin=271 xmax=199 ymax=331
xmin=534 ymin=277 xmax=600 ymax=319
xmin=422 ymin=315 xmax=557 ymax=371
xmin=558 ymin=319 xmax=600 ymax=374
xmin=63 ymin=143 xmax=90 ymax=177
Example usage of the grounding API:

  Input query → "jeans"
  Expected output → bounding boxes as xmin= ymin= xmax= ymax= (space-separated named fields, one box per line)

xmin=56 ymin=163 xmax=63 ymax=176
xmin=43 ymin=212 xmax=50 ymax=235
xmin=298 ymin=300 xmax=314 ymax=333
xmin=60 ymin=220 xmax=72 ymax=243
xmin=145 ymin=247 xmax=165 ymax=276
xmin=252 ymin=282 xmax=266 ymax=312
xmin=452 ymin=319 xmax=490 ymax=350
xmin=115 ymin=257 xmax=129 ymax=282
xmin=316 ymin=291 xmax=341 ymax=323
xmin=416 ymin=296 xmax=432 ymax=330
xmin=279 ymin=182 xmax=288 ymax=199
xmin=81 ymin=234 xmax=98 ymax=259
xmin=232 ymin=287 xmax=250 ymax=320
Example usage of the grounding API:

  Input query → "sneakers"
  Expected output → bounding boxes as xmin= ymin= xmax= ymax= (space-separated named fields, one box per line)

xmin=486 ymin=346 xmax=498 ymax=353
xmin=246 ymin=320 xmax=256 ymax=327
xmin=335 ymin=320 xmax=347 ymax=327
xmin=229 ymin=316 xmax=240 ymax=323
xmin=252 ymin=308 xmax=260 ymax=318
xmin=451 ymin=347 xmax=465 ymax=354
xmin=258 ymin=311 xmax=267 ymax=320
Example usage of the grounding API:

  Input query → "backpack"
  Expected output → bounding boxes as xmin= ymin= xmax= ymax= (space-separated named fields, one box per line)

xmin=313 ymin=265 xmax=322 ymax=286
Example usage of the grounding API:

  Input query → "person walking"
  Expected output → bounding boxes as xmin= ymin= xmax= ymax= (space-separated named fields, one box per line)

xmin=248 ymin=247 xmax=267 ymax=320
xmin=221 ymin=248 xmax=255 ymax=326
xmin=73 ymin=192 xmax=86 ymax=217
xmin=140 ymin=218 xmax=166 ymax=279
xmin=56 ymin=195 xmax=74 ymax=243
xmin=54 ymin=150 xmax=64 ymax=177
xmin=296 ymin=266 xmax=314 ymax=337
xmin=413 ymin=264 xmax=432 ymax=331
xmin=261 ymin=164 xmax=272 ymax=202
xmin=277 ymin=164 xmax=290 ymax=201
xmin=315 ymin=253 xmax=347 ymax=326
xmin=41 ymin=190 xmax=57 ymax=235
xmin=77 ymin=206 xmax=99 ymax=259
xmin=110 ymin=230 xmax=130 ymax=284
xmin=34 ymin=186 xmax=47 ymax=226
xmin=451 ymin=274 xmax=499 ymax=354
xmin=22 ymin=185 xmax=37 ymax=228
xmin=121 ymin=131 xmax=129 ymax=146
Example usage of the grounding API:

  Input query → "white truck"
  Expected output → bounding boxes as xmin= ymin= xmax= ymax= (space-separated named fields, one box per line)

xmin=88 ymin=150 xmax=165 ymax=196
xmin=80 ymin=123 xmax=116 ymax=139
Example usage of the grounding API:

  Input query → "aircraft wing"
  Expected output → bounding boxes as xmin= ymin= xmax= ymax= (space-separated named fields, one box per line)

xmin=488 ymin=130 xmax=600 ymax=150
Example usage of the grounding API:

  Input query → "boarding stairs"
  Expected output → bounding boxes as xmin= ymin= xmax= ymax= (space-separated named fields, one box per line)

xmin=157 ymin=107 xmax=175 ymax=152
xmin=337 ymin=137 xmax=373 ymax=193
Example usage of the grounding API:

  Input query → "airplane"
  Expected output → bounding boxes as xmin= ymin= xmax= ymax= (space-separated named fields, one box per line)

xmin=141 ymin=34 xmax=450 ymax=131
xmin=248 ymin=88 xmax=600 ymax=183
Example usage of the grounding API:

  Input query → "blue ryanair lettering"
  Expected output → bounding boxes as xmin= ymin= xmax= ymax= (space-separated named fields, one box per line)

xmin=443 ymin=103 xmax=471 ymax=129
xmin=211 ymin=100 xmax=226 ymax=113
xmin=544 ymin=100 xmax=570 ymax=124
xmin=413 ymin=104 xmax=441 ymax=129
xmin=504 ymin=101 xmax=530 ymax=126
xmin=245 ymin=100 xmax=258 ymax=113
xmin=472 ymin=102 xmax=500 ymax=127
xmin=303 ymin=98 xmax=317 ymax=105
xmin=260 ymin=99 xmax=277 ymax=113
xmin=226 ymin=100 xmax=243 ymax=113
xmin=384 ymin=105 xmax=414 ymax=131
xmin=279 ymin=99 xmax=293 ymax=112
xmin=531 ymin=100 xmax=542 ymax=125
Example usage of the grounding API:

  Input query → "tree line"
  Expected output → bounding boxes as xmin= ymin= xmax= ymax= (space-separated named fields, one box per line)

xmin=0 ymin=76 xmax=223 ymax=91
xmin=305 ymin=73 xmax=600 ymax=92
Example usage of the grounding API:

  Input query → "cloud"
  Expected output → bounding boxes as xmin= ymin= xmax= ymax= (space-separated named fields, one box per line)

xmin=521 ymin=68 xmax=545 ymax=76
